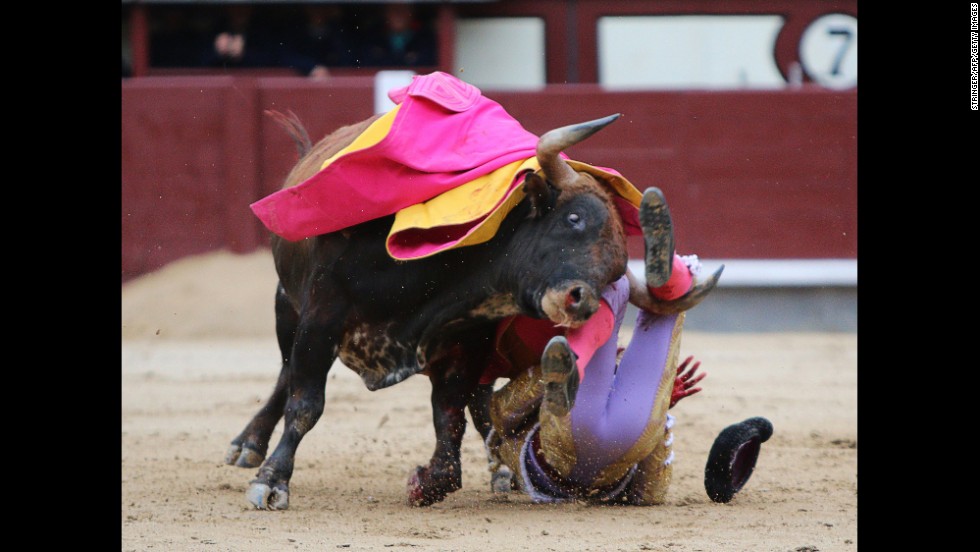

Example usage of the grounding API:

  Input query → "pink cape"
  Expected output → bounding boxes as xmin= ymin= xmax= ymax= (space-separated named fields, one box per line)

xmin=250 ymin=72 xmax=541 ymax=242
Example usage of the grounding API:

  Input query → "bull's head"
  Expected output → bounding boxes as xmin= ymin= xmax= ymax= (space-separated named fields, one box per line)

xmin=513 ymin=114 xmax=630 ymax=327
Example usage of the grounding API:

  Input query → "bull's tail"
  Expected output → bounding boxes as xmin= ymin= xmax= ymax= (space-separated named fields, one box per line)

xmin=265 ymin=109 xmax=313 ymax=158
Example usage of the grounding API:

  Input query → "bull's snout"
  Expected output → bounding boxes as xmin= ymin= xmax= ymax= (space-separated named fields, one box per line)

xmin=541 ymin=281 xmax=600 ymax=327
xmin=564 ymin=285 xmax=595 ymax=317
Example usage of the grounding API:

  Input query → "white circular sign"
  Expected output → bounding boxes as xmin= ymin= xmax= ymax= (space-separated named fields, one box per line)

xmin=799 ymin=13 xmax=858 ymax=89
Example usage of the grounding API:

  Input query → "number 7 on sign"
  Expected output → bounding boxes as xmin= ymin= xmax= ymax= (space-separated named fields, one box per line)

xmin=827 ymin=28 xmax=853 ymax=76
xmin=799 ymin=13 xmax=858 ymax=89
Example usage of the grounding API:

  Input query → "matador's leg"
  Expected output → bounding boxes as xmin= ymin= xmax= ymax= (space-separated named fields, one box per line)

xmin=621 ymin=356 xmax=705 ymax=505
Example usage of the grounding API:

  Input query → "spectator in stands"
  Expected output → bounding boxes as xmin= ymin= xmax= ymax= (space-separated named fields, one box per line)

xmin=201 ymin=4 xmax=271 ymax=68
xmin=357 ymin=3 xmax=437 ymax=67
xmin=296 ymin=4 xmax=355 ymax=78
xmin=146 ymin=3 xmax=434 ymax=76
xmin=201 ymin=4 xmax=324 ymax=77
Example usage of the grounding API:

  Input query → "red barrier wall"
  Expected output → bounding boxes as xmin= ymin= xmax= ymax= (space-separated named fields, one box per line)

xmin=121 ymin=77 xmax=856 ymax=283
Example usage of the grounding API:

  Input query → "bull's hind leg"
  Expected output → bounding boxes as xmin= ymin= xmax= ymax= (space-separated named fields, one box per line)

xmin=468 ymin=384 xmax=518 ymax=493
xmin=408 ymin=338 xmax=492 ymax=506
xmin=225 ymin=285 xmax=298 ymax=468
xmin=467 ymin=384 xmax=494 ymax=442
xmin=246 ymin=294 xmax=348 ymax=510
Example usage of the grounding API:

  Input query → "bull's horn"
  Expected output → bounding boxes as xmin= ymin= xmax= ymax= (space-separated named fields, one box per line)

xmin=657 ymin=265 xmax=725 ymax=314
xmin=537 ymin=113 xmax=621 ymax=188
xmin=630 ymin=265 xmax=725 ymax=315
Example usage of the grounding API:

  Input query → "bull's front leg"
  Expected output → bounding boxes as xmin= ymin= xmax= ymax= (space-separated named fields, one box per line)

xmin=246 ymin=304 xmax=345 ymax=510
xmin=407 ymin=341 xmax=489 ymax=506
xmin=226 ymin=286 xmax=298 ymax=468
xmin=225 ymin=366 xmax=288 ymax=468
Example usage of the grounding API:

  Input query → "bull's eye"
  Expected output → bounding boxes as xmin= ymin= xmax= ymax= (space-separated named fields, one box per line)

xmin=567 ymin=212 xmax=584 ymax=230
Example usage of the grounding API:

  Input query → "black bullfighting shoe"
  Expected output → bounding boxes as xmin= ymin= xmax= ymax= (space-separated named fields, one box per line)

xmin=704 ymin=417 xmax=774 ymax=503
xmin=541 ymin=336 xmax=580 ymax=418
xmin=639 ymin=187 xmax=675 ymax=288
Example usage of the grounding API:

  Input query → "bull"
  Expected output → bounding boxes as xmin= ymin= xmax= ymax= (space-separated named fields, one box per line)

xmin=225 ymin=107 xmax=641 ymax=510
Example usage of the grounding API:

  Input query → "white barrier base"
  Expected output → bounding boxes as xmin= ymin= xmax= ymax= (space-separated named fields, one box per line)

xmin=627 ymin=258 xmax=857 ymax=288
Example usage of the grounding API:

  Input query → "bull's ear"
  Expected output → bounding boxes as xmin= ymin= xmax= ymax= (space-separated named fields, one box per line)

xmin=524 ymin=172 xmax=557 ymax=218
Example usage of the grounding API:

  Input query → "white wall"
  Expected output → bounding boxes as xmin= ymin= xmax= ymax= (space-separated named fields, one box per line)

xmin=597 ymin=15 xmax=787 ymax=90
xmin=453 ymin=14 xmax=857 ymax=91
xmin=453 ymin=17 xmax=546 ymax=90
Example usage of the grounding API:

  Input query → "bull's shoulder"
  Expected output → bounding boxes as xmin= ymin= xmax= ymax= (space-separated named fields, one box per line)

xmin=282 ymin=114 xmax=384 ymax=189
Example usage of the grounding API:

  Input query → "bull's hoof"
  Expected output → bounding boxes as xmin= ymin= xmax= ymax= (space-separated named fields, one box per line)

xmin=406 ymin=465 xmax=459 ymax=507
xmin=246 ymin=482 xmax=290 ymax=510
xmin=224 ymin=444 xmax=265 ymax=468
xmin=406 ymin=466 xmax=440 ymax=507
xmin=541 ymin=336 xmax=579 ymax=417
xmin=490 ymin=465 xmax=517 ymax=494
xmin=704 ymin=417 xmax=773 ymax=503
xmin=639 ymin=187 xmax=675 ymax=288
xmin=406 ymin=467 xmax=434 ymax=507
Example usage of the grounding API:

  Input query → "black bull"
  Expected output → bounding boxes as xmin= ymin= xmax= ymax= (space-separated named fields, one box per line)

xmin=225 ymin=111 xmax=642 ymax=509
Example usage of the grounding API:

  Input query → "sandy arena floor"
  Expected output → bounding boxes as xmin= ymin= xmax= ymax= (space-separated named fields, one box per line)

xmin=121 ymin=249 xmax=857 ymax=552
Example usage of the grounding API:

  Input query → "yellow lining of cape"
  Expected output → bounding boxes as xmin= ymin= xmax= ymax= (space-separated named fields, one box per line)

xmin=386 ymin=157 xmax=541 ymax=259
xmin=386 ymin=158 xmax=643 ymax=261
xmin=565 ymin=160 xmax=643 ymax=210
